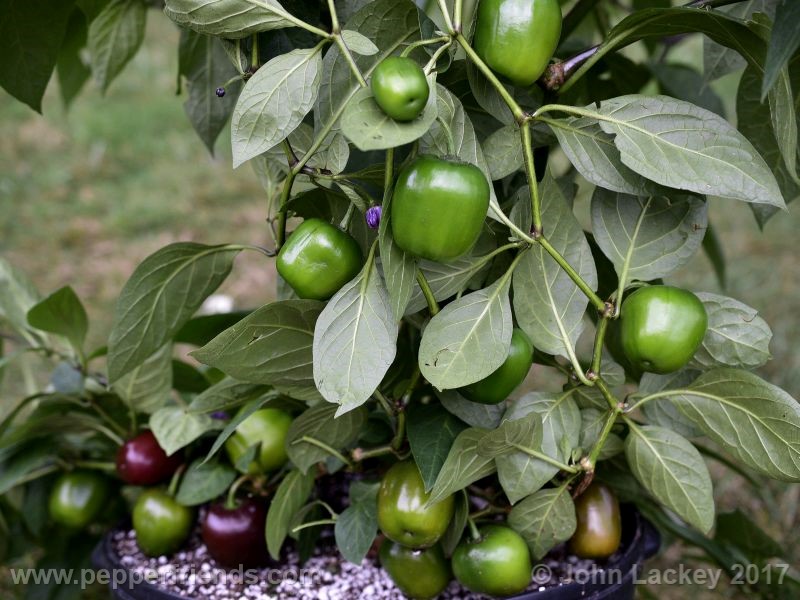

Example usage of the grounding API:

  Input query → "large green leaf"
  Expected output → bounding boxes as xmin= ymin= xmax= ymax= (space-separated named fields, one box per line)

xmin=436 ymin=388 xmax=505 ymax=430
xmin=378 ymin=185 xmax=416 ymax=321
xmin=0 ymin=247 xmax=44 ymax=341
xmin=266 ymin=469 xmax=315 ymax=559
xmin=426 ymin=428 xmax=495 ymax=505
xmin=512 ymin=174 xmax=597 ymax=358
xmin=669 ymin=368 xmax=800 ymax=481
xmin=407 ymin=402 xmax=466 ymax=492
xmin=508 ymin=486 xmax=577 ymax=560
xmin=579 ymin=409 xmax=624 ymax=461
xmin=762 ymin=0 xmax=800 ymax=96
xmin=639 ymin=369 xmax=704 ymax=439
xmin=112 ymin=343 xmax=173 ymax=414
xmin=231 ymin=47 xmax=322 ymax=167
xmin=0 ymin=0 xmax=75 ymax=112
xmin=107 ymin=243 xmax=240 ymax=382
xmin=586 ymin=95 xmax=784 ymax=208
xmin=175 ymin=459 xmax=236 ymax=506
xmin=692 ymin=293 xmax=772 ymax=369
xmin=625 ymin=425 xmax=715 ymax=533
xmin=285 ymin=404 xmax=367 ymax=474
xmin=334 ymin=481 xmax=379 ymax=564
xmin=57 ymin=9 xmax=92 ymax=108
xmin=188 ymin=378 xmax=274 ymax=415
xmin=547 ymin=117 xmax=660 ymax=196
xmin=180 ymin=31 xmax=241 ymax=154
xmin=26 ymin=286 xmax=88 ymax=351
xmin=164 ymin=0 xmax=296 ymax=38
xmin=192 ymin=299 xmax=323 ymax=402
xmin=591 ymin=188 xmax=707 ymax=293
xmin=340 ymin=72 xmax=438 ymax=151
xmin=418 ymin=266 xmax=513 ymax=391
xmin=88 ymin=0 xmax=147 ymax=93
xmin=313 ymin=254 xmax=398 ymax=414
xmin=150 ymin=405 xmax=222 ymax=456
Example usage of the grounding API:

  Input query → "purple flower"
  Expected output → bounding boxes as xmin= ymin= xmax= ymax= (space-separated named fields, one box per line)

xmin=211 ymin=411 xmax=229 ymax=420
xmin=215 ymin=87 xmax=226 ymax=98
xmin=366 ymin=206 xmax=382 ymax=229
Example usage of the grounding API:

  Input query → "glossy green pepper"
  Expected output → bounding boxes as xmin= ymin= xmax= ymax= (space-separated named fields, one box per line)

xmin=473 ymin=0 xmax=562 ymax=87
xmin=452 ymin=525 xmax=532 ymax=596
xmin=48 ymin=470 xmax=111 ymax=529
xmin=379 ymin=540 xmax=451 ymax=599
xmin=132 ymin=489 xmax=195 ymax=556
xmin=225 ymin=408 xmax=293 ymax=474
xmin=377 ymin=461 xmax=454 ymax=548
xmin=371 ymin=56 xmax=429 ymax=122
xmin=276 ymin=218 xmax=363 ymax=300
xmin=391 ymin=156 xmax=490 ymax=262
xmin=619 ymin=285 xmax=707 ymax=374
xmin=460 ymin=328 xmax=534 ymax=404
xmin=569 ymin=482 xmax=622 ymax=559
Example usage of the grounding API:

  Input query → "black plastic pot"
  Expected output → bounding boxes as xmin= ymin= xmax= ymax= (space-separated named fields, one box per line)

xmin=92 ymin=507 xmax=660 ymax=600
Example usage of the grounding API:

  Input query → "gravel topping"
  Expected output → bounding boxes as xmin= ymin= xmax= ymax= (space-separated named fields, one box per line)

xmin=113 ymin=528 xmax=617 ymax=600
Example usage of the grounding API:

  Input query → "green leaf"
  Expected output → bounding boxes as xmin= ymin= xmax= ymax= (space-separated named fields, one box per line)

xmin=0 ymin=0 xmax=75 ymax=112
xmin=175 ymin=459 xmax=236 ymax=506
xmin=26 ymin=286 xmax=88 ymax=351
xmin=407 ymin=402 xmax=466 ymax=492
xmin=340 ymin=29 xmax=379 ymax=56
xmin=547 ymin=117 xmax=660 ymax=196
xmin=737 ymin=64 xmax=800 ymax=227
xmin=513 ymin=174 xmax=597 ymax=358
xmin=266 ymin=469 xmax=315 ymax=559
xmin=0 ymin=445 xmax=54 ymax=495
xmin=285 ymin=404 xmax=368 ymax=474
xmin=189 ymin=377 xmax=273 ymax=415
xmin=692 ymin=293 xmax=772 ymax=369
xmin=313 ymin=254 xmax=398 ymax=415
xmin=334 ymin=484 xmax=378 ymax=564
xmin=88 ymin=0 xmax=147 ymax=93
xmin=625 ymin=424 xmax=715 ymax=533
xmin=314 ymin=0 xmax=421 ymax=173
xmin=436 ymin=388 xmax=504 ymax=430
xmin=484 ymin=124 xmax=523 ymax=180
xmin=204 ymin=396 xmax=279 ymax=462
xmin=192 ymin=299 xmax=323 ymax=402
xmin=180 ymin=31 xmax=241 ymax=154
xmin=701 ymin=221 xmax=727 ymax=289
xmin=164 ymin=0 xmax=296 ymax=38
xmin=702 ymin=1 xmax=773 ymax=82
xmin=588 ymin=95 xmax=784 ymax=208
xmin=112 ymin=343 xmax=173 ymax=414
xmin=669 ymin=368 xmax=800 ymax=481
xmin=378 ymin=189 xmax=416 ymax=321
xmin=405 ymin=252 xmax=489 ymax=315
xmin=762 ymin=0 xmax=800 ymax=96
xmin=714 ymin=509 xmax=783 ymax=560
xmin=508 ymin=486 xmax=577 ymax=560
xmin=427 ymin=428 xmax=495 ymax=506
xmin=591 ymin=188 xmax=707 ymax=292
xmin=231 ymin=47 xmax=322 ymax=167
xmin=500 ymin=391 xmax=581 ymax=503
xmin=107 ymin=242 xmax=240 ymax=382
xmin=174 ymin=311 xmax=249 ymax=346
xmin=57 ymin=9 xmax=91 ymax=108
xmin=150 ymin=406 xmax=221 ymax=456
xmin=639 ymin=369 xmax=704 ymax=439
xmin=418 ymin=267 xmax=513 ymax=391
xmin=340 ymin=73 xmax=438 ymax=151
xmin=440 ymin=489 xmax=468 ymax=556
xmin=466 ymin=59 xmax=541 ymax=126
xmin=172 ymin=359 xmax=210 ymax=394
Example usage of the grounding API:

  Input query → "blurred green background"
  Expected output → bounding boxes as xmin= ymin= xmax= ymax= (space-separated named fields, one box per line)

xmin=1 ymin=12 xmax=798 ymax=600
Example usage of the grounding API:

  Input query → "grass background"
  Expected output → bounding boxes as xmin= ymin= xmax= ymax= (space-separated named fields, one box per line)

xmin=1 ymin=12 xmax=798 ymax=600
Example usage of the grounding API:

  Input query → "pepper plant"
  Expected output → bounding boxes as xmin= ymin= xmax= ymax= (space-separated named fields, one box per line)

xmin=2 ymin=0 xmax=800 ymax=597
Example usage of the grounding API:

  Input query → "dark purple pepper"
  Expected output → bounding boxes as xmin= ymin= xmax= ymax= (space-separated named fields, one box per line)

xmin=366 ymin=206 xmax=382 ymax=229
xmin=215 ymin=87 xmax=226 ymax=98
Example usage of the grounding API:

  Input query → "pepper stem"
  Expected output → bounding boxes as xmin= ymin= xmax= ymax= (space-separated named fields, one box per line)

xmin=467 ymin=517 xmax=481 ymax=541
xmin=225 ymin=475 xmax=250 ymax=510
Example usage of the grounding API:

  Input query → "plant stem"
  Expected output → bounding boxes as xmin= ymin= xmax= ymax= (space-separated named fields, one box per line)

xmin=537 ymin=237 xmax=605 ymax=312
xmin=424 ymin=40 xmax=454 ymax=75
xmin=352 ymin=444 xmax=397 ymax=461
xmin=73 ymin=460 xmax=117 ymax=472
xmin=89 ymin=400 xmax=128 ymax=439
xmin=167 ymin=464 xmax=187 ymax=497
xmin=276 ymin=171 xmax=298 ymax=248
xmin=339 ymin=201 xmax=356 ymax=230
xmin=292 ymin=518 xmax=337 ymax=534
xmin=436 ymin=116 xmax=457 ymax=155
xmin=624 ymin=388 xmax=719 ymax=413
xmin=590 ymin=316 xmax=610 ymax=375
xmin=391 ymin=410 xmax=406 ymax=451
xmin=250 ymin=33 xmax=259 ymax=70
xmin=335 ymin=35 xmax=367 ymax=87
xmin=510 ymin=443 xmax=579 ymax=473
xmin=272 ymin=6 xmax=331 ymax=39
xmin=373 ymin=389 xmax=394 ymax=416
xmin=401 ymin=36 xmax=451 ymax=57
xmin=326 ymin=0 xmax=340 ymax=33
xmin=293 ymin=435 xmax=354 ymax=469
xmin=454 ymin=0 xmax=463 ymax=32
xmin=455 ymin=34 xmax=525 ymax=122
xmin=416 ymin=268 xmax=440 ymax=316
xmin=226 ymin=475 xmax=250 ymax=509
xmin=584 ymin=408 xmax=619 ymax=471
xmin=594 ymin=376 xmax=620 ymax=412
xmin=467 ymin=517 xmax=481 ymax=540
xmin=520 ymin=123 xmax=543 ymax=232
